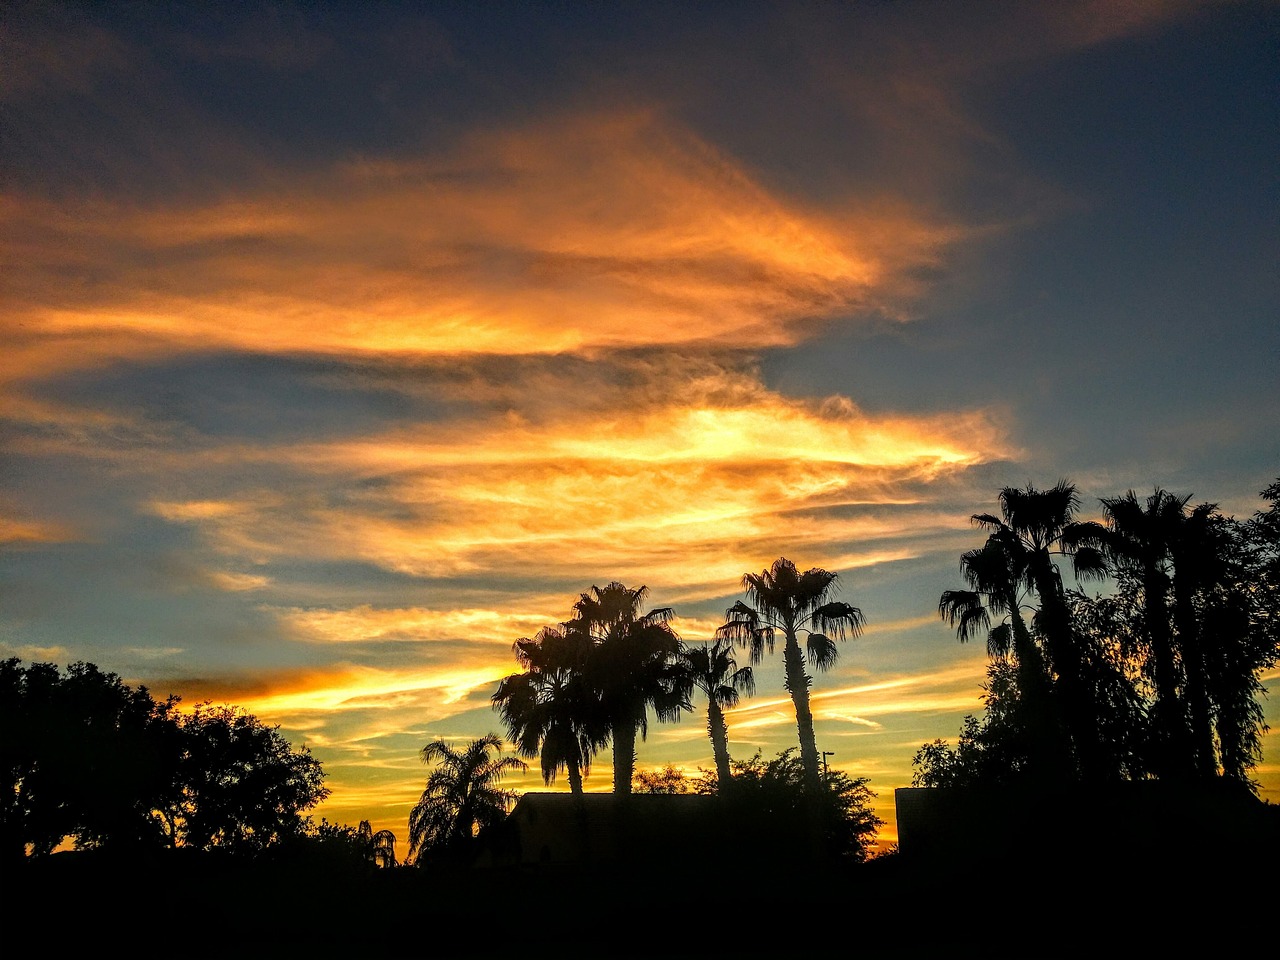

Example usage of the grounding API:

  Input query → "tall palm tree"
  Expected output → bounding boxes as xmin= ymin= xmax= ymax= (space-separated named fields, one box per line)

xmin=569 ymin=582 xmax=689 ymax=796
xmin=972 ymin=481 xmax=1109 ymax=780
xmin=717 ymin=558 xmax=864 ymax=791
xmin=492 ymin=625 xmax=604 ymax=796
xmin=680 ymin=638 xmax=755 ymax=787
xmin=938 ymin=535 xmax=1069 ymax=779
xmin=1097 ymin=488 xmax=1195 ymax=779
xmin=407 ymin=734 xmax=525 ymax=865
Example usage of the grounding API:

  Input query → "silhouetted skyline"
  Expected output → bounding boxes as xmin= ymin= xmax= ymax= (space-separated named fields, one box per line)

xmin=2 ymin=1 xmax=1276 ymax=846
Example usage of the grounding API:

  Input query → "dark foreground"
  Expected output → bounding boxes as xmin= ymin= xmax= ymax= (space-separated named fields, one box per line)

xmin=10 ymin=815 xmax=1277 ymax=959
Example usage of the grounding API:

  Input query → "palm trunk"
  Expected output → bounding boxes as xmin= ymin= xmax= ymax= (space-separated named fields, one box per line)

xmin=1008 ymin=602 xmax=1071 ymax=780
xmin=567 ymin=756 xmax=584 ymax=796
xmin=1031 ymin=560 xmax=1106 ymax=781
xmin=707 ymin=699 xmax=732 ymax=787
xmin=781 ymin=627 xmax=826 ymax=861
xmin=1143 ymin=564 xmax=1193 ymax=779
xmin=781 ymin=628 xmax=820 ymax=791
xmin=612 ymin=721 xmax=635 ymax=795
xmin=1171 ymin=572 xmax=1216 ymax=778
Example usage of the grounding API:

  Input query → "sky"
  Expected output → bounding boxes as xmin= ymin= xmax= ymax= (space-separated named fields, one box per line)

xmin=2 ymin=0 xmax=1278 ymax=851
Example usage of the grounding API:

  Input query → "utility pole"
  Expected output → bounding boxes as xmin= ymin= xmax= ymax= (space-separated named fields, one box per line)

xmin=821 ymin=751 xmax=834 ymax=779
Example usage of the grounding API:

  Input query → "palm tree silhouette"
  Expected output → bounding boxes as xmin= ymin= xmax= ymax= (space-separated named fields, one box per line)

xmin=407 ymin=734 xmax=525 ymax=865
xmin=680 ymin=638 xmax=755 ymax=788
xmin=939 ymin=535 xmax=1069 ymax=779
xmin=972 ymin=481 xmax=1109 ymax=780
xmin=1097 ymin=488 xmax=1199 ymax=779
xmin=569 ymin=582 xmax=689 ymax=796
xmin=492 ymin=625 xmax=604 ymax=796
xmin=1101 ymin=491 xmax=1265 ymax=781
xmin=717 ymin=558 xmax=864 ymax=791
xmin=371 ymin=828 xmax=397 ymax=868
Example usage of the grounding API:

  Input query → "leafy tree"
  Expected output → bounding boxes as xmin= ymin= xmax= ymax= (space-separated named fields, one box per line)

xmin=1063 ymin=585 xmax=1155 ymax=780
xmin=0 ymin=659 xmax=180 ymax=859
xmin=407 ymin=734 xmax=525 ymax=865
xmin=172 ymin=702 xmax=329 ymax=853
xmin=569 ymin=582 xmax=690 ymax=796
xmin=698 ymin=748 xmax=880 ymax=864
xmin=1194 ymin=484 xmax=1279 ymax=785
xmin=1 ymin=660 xmax=329 ymax=860
xmin=678 ymin=638 xmax=754 ymax=787
xmin=492 ymin=624 xmax=604 ymax=796
xmin=717 ymin=558 xmax=864 ymax=791
xmin=633 ymin=763 xmax=694 ymax=794
xmin=913 ymin=660 xmax=1060 ymax=788
xmin=304 ymin=818 xmax=397 ymax=869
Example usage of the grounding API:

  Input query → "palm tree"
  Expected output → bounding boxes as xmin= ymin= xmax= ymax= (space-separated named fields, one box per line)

xmin=938 ymin=535 xmax=1069 ymax=779
xmin=972 ymin=481 xmax=1110 ymax=780
xmin=717 ymin=558 xmax=864 ymax=791
xmin=569 ymin=582 xmax=689 ymax=796
xmin=371 ymin=828 xmax=397 ymax=868
xmin=492 ymin=625 xmax=604 ymax=796
xmin=355 ymin=819 xmax=397 ymax=867
xmin=680 ymin=638 xmax=755 ymax=787
xmin=407 ymin=734 xmax=525 ymax=865
xmin=1097 ymin=488 xmax=1195 ymax=779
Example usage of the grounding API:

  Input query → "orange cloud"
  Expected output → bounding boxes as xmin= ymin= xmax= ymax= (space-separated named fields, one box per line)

xmin=0 ymin=513 xmax=77 ymax=545
xmin=2 ymin=110 xmax=967 ymax=383
xmin=274 ymin=604 xmax=565 ymax=647
xmin=165 ymin=659 xmax=514 ymax=728
xmin=135 ymin=377 xmax=1009 ymax=589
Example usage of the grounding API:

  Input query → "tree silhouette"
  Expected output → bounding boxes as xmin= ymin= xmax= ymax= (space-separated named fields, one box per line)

xmin=717 ymin=558 xmax=864 ymax=792
xmin=407 ymin=734 xmax=525 ymax=865
xmin=923 ymin=478 xmax=1280 ymax=792
xmin=492 ymin=625 xmax=604 ymax=796
xmin=1095 ymin=489 xmax=1199 ymax=779
xmin=371 ymin=827 xmax=397 ymax=868
xmin=701 ymin=748 xmax=881 ymax=864
xmin=633 ymin=763 xmax=694 ymax=794
xmin=569 ymin=582 xmax=689 ymax=796
xmin=679 ymin=638 xmax=754 ymax=788
xmin=1 ymin=659 xmax=179 ymax=858
xmin=971 ymin=482 xmax=1110 ymax=780
xmin=1209 ymin=480 xmax=1280 ymax=783
xmin=938 ymin=535 xmax=1070 ymax=780
xmin=174 ymin=702 xmax=329 ymax=853
xmin=1 ymin=661 xmax=329 ymax=859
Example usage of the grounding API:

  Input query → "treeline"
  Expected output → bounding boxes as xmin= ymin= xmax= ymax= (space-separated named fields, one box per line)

xmin=383 ymin=480 xmax=1280 ymax=869
xmin=403 ymin=566 xmax=876 ymax=866
xmin=7 ymin=477 xmax=1277 ymax=872
xmin=0 ymin=659 xmax=339 ymax=862
xmin=916 ymin=479 xmax=1280 ymax=790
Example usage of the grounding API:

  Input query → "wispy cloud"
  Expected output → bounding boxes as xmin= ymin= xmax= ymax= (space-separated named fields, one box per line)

xmin=3 ymin=109 xmax=968 ymax=384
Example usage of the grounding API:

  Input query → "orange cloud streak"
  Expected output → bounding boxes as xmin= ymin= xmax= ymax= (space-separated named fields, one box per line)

xmin=2 ymin=110 xmax=967 ymax=383
xmin=135 ymin=381 xmax=1010 ymax=587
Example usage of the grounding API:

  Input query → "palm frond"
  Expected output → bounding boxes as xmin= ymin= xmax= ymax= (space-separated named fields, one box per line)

xmin=806 ymin=632 xmax=840 ymax=672
xmin=811 ymin=600 xmax=865 ymax=640
xmin=939 ymin=589 xmax=989 ymax=643
xmin=987 ymin=622 xmax=1013 ymax=658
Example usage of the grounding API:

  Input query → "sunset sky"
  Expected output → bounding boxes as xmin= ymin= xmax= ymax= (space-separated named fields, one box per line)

xmin=3 ymin=1 xmax=1277 ymax=850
